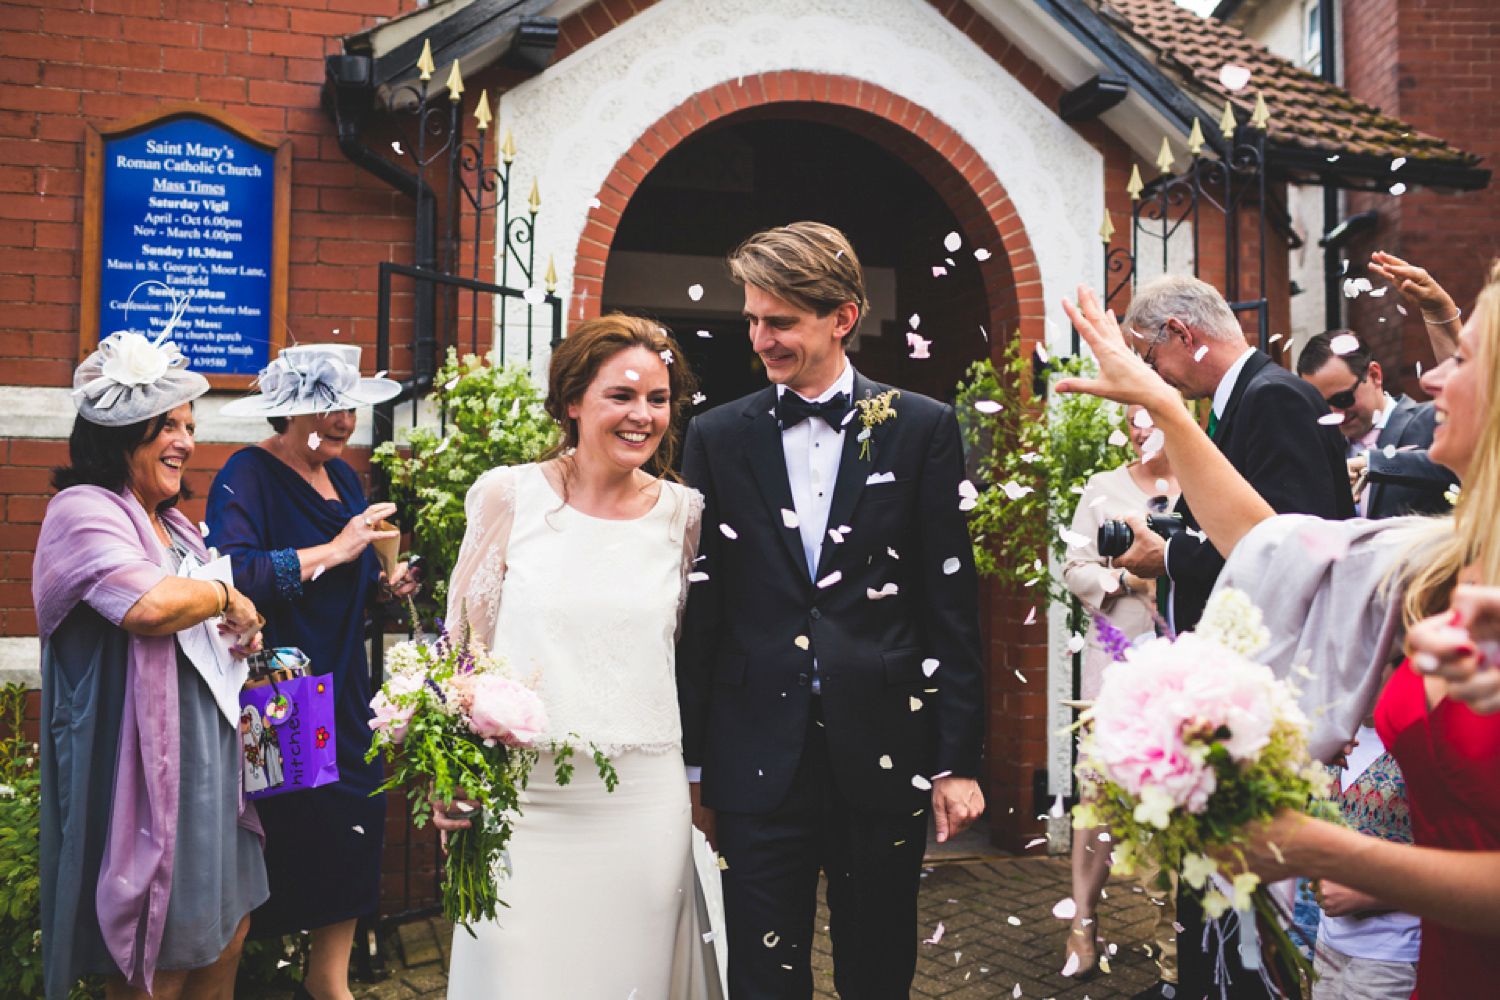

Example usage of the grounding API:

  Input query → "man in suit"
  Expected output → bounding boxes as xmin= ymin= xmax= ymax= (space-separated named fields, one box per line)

xmin=676 ymin=222 xmax=986 ymax=1000
xmin=1109 ymin=274 xmax=1353 ymax=1000
xmin=1297 ymin=329 xmax=1454 ymax=519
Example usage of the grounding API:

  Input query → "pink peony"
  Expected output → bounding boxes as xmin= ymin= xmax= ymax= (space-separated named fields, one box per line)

xmin=467 ymin=676 xmax=548 ymax=747
xmin=369 ymin=690 xmax=415 ymax=743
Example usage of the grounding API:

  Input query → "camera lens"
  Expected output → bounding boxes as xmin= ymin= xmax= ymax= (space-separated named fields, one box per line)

xmin=1097 ymin=519 xmax=1135 ymax=560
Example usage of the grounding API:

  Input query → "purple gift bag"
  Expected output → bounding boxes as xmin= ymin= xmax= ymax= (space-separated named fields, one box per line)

xmin=239 ymin=647 xmax=339 ymax=800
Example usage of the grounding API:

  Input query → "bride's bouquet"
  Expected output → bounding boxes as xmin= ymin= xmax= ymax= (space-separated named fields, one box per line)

xmin=366 ymin=612 xmax=550 ymax=926
xmin=1072 ymin=589 xmax=1341 ymax=993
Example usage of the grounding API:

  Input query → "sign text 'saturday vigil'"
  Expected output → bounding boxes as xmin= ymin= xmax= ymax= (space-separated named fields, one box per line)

xmin=100 ymin=118 xmax=277 ymax=376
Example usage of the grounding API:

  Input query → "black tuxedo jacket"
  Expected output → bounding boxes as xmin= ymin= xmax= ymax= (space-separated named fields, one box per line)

xmin=1168 ymin=350 xmax=1355 ymax=631
xmin=676 ymin=370 xmax=985 ymax=816
xmin=1365 ymin=395 xmax=1455 ymax=519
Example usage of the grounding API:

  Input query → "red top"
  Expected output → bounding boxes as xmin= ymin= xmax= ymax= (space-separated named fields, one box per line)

xmin=1375 ymin=660 xmax=1500 ymax=998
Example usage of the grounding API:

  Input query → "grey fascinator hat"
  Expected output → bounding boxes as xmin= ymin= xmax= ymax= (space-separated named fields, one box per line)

xmin=73 ymin=331 xmax=211 ymax=426
xmin=219 ymin=344 xmax=402 ymax=419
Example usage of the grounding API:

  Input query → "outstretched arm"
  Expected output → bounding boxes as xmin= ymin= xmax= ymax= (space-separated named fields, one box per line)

xmin=1056 ymin=286 xmax=1274 ymax=558
xmin=1369 ymin=251 xmax=1463 ymax=361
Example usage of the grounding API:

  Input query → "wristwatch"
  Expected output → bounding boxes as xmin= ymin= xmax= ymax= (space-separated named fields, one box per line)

xmin=1117 ymin=569 xmax=1131 ymax=595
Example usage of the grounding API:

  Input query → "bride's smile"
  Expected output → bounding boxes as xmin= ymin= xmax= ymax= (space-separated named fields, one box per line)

xmin=568 ymin=345 xmax=671 ymax=470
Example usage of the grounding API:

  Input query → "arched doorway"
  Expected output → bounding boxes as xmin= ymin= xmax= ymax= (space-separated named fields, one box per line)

xmin=600 ymin=116 xmax=992 ymax=411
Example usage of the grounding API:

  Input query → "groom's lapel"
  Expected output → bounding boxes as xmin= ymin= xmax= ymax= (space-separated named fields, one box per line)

xmin=741 ymin=389 xmax=811 ymax=582
xmin=816 ymin=371 xmax=880 ymax=579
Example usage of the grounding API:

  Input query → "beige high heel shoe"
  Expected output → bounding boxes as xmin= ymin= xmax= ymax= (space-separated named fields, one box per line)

xmin=1061 ymin=917 xmax=1099 ymax=980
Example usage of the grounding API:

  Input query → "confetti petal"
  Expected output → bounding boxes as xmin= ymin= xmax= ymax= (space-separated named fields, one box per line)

xmin=922 ymin=658 xmax=940 ymax=676
xmin=816 ymin=571 xmax=842 ymax=588
xmin=1052 ymin=897 xmax=1078 ymax=920
xmin=924 ymin=921 xmax=945 ymax=944
xmin=1143 ymin=428 xmax=1165 ymax=453
xmin=1007 ymin=915 xmax=1022 ymax=926
xmin=1067 ymin=634 xmax=1086 ymax=654
xmin=1036 ymin=344 xmax=1050 ymax=364
xmin=1024 ymin=606 xmax=1037 ymax=625
xmin=781 ymin=508 xmax=800 ymax=529
xmin=974 ymin=248 xmax=992 ymax=261
xmin=944 ymin=231 xmax=962 ymax=253
xmin=1059 ymin=527 xmax=1090 ymax=548
xmin=1389 ymin=182 xmax=1407 ymax=196
xmin=688 ymin=571 xmax=709 ymax=583
xmin=1330 ymin=333 xmax=1361 ymax=356
xmin=1107 ymin=429 xmax=1129 ymax=448
xmin=696 ymin=329 xmax=712 ymax=338
xmin=1061 ymin=951 xmax=1080 ymax=977
xmin=1317 ymin=412 xmax=1346 ymax=425
xmin=942 ymin=557 xmax=961 ymax=575
xmin=1002 ymin=481 xmax=1034 ymax=501
xmin=910 ymin=696 xmax=923 ymax=711
xmin=311 ymin=565 xmax=326 ymax=581
xmin=763 ymin=931 xmax=779 ymax=948
xmin=1219 ymin=63 xmax=1251 ymax=90
xmin=688 ymin=283 xmax=705 ymax=301
xmin=1194 ymin=345 xmax=1209 ymax=362
xmin=307 ymin=432 xmax=322 ymax=450
xmin=352 ymin=824 xmax=365 ymax=834
xmin=625 ymin=369 xmax=641 ymax=381
xmin=199 ymin=521 xmax=210 ymax=537
xmin=794 ymin=635 xmax=810 ymax=650
xmin=868 ymin=583 xmax=899 ymax=600
xmin=1025 ymin=837 xmax=1047 ymax=849
xmin=912 ymin=774 xmax=932 ymax=790
xmin=719 ymin=523 xmax=738 ymax=539
xmin=887 ymin=546 xmax=900 ymax=559
xmin=879 ymin=754 xmax=894 ymax=769
xmin=522 ymin=287 xmax=545 ymax=306
xmin=931 ymin=266 xmax=947 ymax=277
xmin=692 ymin=392 xmax=707 ymax=405
xmin=1132 ymin=408 xmax=1155 ymax=429
xmin=974 ymin=399 xmax=1002 ymax=414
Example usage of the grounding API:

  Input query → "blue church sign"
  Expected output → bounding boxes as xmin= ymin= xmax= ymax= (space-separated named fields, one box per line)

xmin=85 ymin=104 xmax=290 ymax=386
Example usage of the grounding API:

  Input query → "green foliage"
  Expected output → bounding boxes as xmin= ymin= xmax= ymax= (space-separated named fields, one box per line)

xmin=236 ymin=934 xmax=308 ymax=992
xmin=373 ymin=349 xmax=557 ymax=604
xmin=0 ymin=684 xmax=42 ymax=1000
xmin=955 ymin=339 xmax=1134 ymax=606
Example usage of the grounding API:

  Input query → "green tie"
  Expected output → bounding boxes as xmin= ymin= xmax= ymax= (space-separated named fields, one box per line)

xmin=1206 ymin=410 xmax=1219 ymax=438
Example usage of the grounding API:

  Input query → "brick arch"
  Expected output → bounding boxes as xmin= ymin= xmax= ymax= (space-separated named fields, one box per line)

xmin=570 ymin=72 xmax=1046 ymax=361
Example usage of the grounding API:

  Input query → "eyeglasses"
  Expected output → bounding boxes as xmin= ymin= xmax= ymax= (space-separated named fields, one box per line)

xmin=1141 ymin=323 xmax=1172 ymax=370
xmin=1325 ymin=371 xmax=1366 ymax=410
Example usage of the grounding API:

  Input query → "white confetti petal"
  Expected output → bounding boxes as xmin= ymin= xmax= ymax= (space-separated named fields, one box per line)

xmin=794 ymin=635 xmax=810 ymax=650
xmin=660 ymin=349 xmax=675 ymax=365
xmin=719 ymin=523 xmax=738 ymax=539
xmin=1024 ymin=606 xmax=1036 ymax=625
xmin=1219 ymin=63 xmax=1251 ymax=90
xmin=692 ymin=392 xmax=707 ymax=405
xmin=687 ymin=571 xmax=709 ymax=583
xmin=1194 ymin=345 xmax=1209 ymax=362
xmin=373 ymin=370 xmax=387 ymax=379
xmin=199 ymin=521 xmax=210 ymax=537
xmin=1330 ymin=333 xmax=1361 ymax=355
xmin=1025 ymin=837 xmax=1047 ymax=849
xmin=868 ymin=583 xmax=899 ymax=600
xmin=1390 ymin=182 xmax=1407 ymax=196
xmin=1059 ymin=527 xmax=1090 ymax=548
xmin=624 ymin=369 xmax=640 ymax=381
xmin=1061 ymin=951 xmax=1080 ymax=977
xmin=1143 ymin=428 xmax=1165 ymax=453
xmin=781 ymin=508 xmax=800 ymax=529
xmin=588 ymin=196 xmax=602 ymax=209
xmin=1369 ymin=286 xmax=1389 ymax=297
xmin=942 ymin=557 xmax=961 ymax=575
xmin=1067 ymin=634 xmax=1086 ymax=654
xmin=1052 ymin=897 xmax=1078 ymax=920
xmin=1007 ymin=915 xmax=1022 ymax=926
xmin=816 ymin=571 xmax=842 ymax=589
xmin=307 ymin=432 xmax=322 ymax=450
xmin=974 ymin=248 xmax=992 ymax=261
xmin=910 ymin=696 xmax=923 ymax=711
xmin=974 ymin=399 xmax=1002 ymax=414
xmin=887 ymin=547 xmax=900 ymax=559
xmin=1002 ymin=481 xmax=1034 ymax=501
xmin=1107 ymin=429 xmax=1129 ymax=448
xmin=1013 ymin=982 xmax=1023 ymax=998
xmin=522 ymin=286 xmax=545 ymax=306
xmin=1156 ymin=478 xmax=1170 ymax=493
xmin=944 ymin=231 xmax=962 ymax=253
xmin=959 ymin=479 xmax=978 ymax=499
xmin=923 ymin=921 xmax=945 ymax=944
xmin=763 ymin=931 xmax=779 ymax=948
xmin=1035 ymin=344 xmax=1050 ymax=364
xmin=879 ymin=755 xmax=893 ymax=769
xmin=931 ymin=266 xmax=947 ymax=277
xmin=702 ymin=930 xmax=718 ymax=943
xmin=1391 ymin=156 xmax=1407 ymax=171
xmin=921 ymin=658 xmax=940 ymax=677
xmin=1318 ymin=412 xmax=1346 ymax=425
xmin=696 ymin=329 xmax=712 ymax=338
xmin=311 ymin=565 xmax=326 ymax=581
xmin=352 ymin=824 xmax=365 ymax=834
xmin=688 ymin=283 xmax=705 ymax=301
xmin=1132 ymin=408 xmax=1155 ymax=428
xmin=911 ymin=774 xmax=932 ymax=791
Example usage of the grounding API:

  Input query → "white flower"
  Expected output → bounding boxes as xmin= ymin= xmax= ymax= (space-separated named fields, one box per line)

xmin=1232 ymin=871 xmax=1260 ymax=911
xmin=1202 ymin=889 xmax=1232 ymax=919
xmin=1197 ymin=588 xmax=1271 ymax=657
xmin=0 ymin=783 xmax=15 ymax=798
xmin=1132 ymin=784 xmax=1175 ymax=830
xmin=100 ymin=331 xmax=176 ymax=386
xmin=1181 ymin=853 xmax=1218 ymax=890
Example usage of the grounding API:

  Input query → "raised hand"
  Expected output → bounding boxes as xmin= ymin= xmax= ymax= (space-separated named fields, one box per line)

xmin=1055 ymin=285 xmax=1177 ymax=411
xmin=1369 ymin=251 xmax=1463 ymax=360
xmin=1408 ymin=585 xmax=1500 ymax=715
xmin=331 ymin=502 xmax=401 ymax=565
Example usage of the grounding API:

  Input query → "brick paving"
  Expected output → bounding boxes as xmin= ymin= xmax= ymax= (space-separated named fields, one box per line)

xmin=244 ymin=844 xmax=1166 ymax=999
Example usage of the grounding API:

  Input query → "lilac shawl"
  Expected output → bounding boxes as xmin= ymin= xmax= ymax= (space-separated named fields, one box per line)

xmin=33 ymin=485 xmax=260 ymax=991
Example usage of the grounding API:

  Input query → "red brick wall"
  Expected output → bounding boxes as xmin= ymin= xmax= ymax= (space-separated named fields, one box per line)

xmin=1341 ymin=0 xmax=1500 ymax=394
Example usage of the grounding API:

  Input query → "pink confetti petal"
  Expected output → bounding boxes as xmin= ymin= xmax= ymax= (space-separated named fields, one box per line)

xmin=816 ymin=571 xmax=842 ymax=589
xmin=924 ymin=921 xmax=946 ymax=945
xmin=1024 ymin=606 xmax=1037 ymax=625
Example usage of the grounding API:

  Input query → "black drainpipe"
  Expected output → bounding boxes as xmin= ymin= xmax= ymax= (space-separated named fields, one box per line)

xmin=324 ymin=54 xmax=438 ymax=397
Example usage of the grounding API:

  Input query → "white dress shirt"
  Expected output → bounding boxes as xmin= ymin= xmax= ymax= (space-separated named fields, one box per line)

xmin=778 ymin=360 xmax=855 ymax=578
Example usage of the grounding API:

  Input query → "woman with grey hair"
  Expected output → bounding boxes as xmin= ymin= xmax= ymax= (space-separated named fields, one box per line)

xmin=209 ymin=345 xmax=413 ymax=1000
xmin=35 ymin=329 xmax=266 ymax=1000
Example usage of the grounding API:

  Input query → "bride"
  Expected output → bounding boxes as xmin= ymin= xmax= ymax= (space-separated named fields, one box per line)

xmin=436 ymin=314 xmax=721 ymax=998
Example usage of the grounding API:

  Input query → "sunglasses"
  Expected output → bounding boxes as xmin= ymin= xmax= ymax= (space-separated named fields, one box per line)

xmin=1325 ymin=371 xmax=1366 ymax=410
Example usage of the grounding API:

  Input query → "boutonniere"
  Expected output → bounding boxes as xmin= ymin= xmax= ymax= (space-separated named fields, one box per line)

xmin=854 ymin=389 xmax=900 ymax=460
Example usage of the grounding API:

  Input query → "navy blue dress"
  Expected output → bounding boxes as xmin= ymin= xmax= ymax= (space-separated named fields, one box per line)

xmin=206 ymin=446 xmax=386 ymax=936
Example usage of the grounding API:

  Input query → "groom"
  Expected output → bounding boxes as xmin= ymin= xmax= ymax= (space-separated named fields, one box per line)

xmin=677 ymin=221 xmax=986 ymax=999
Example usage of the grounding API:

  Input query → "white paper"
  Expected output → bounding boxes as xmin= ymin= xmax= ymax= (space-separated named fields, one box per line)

xmin=177 ymin=552 xmax=250 ymax=726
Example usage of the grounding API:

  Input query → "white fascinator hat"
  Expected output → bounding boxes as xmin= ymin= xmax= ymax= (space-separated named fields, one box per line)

xmin=73 ymin=329 xmax=210 ymax=427
xmin=219 ymin=344 xmax=403 ymax=418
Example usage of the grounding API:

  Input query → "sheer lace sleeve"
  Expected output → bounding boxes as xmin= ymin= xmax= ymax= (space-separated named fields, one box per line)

xmin=446 ymin=465 xmax=520 ymax=648
xmin=675 ymin=485 xmax=705 ymax=642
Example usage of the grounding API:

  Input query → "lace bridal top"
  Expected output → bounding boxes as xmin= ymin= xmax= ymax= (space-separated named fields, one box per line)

xmin=446 ymin=463 xmax=703 ymax=756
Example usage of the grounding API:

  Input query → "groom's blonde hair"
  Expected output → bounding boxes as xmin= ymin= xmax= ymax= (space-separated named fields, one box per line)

xmin=727 ymin=222 xmax=869 ymax=341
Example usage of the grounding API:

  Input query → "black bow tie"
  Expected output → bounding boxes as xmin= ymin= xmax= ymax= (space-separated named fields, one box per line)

xmin=776 ymin=391 xmax=850 ymax=430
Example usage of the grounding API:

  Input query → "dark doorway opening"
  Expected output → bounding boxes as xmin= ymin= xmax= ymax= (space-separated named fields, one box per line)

xmin=602 ymin=117 xmax=993 ymax=415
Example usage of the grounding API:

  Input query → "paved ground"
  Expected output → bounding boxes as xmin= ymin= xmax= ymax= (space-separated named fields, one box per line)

xmin=245 ymin=833 xmax=1165 ymax=999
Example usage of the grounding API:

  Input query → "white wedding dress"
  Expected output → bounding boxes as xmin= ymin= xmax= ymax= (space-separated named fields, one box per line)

xmin=444 ymin=463 xmax=724 ymax=1000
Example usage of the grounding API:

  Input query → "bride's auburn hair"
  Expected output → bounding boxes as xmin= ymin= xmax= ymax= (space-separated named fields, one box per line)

xmin=541 ymin=313 xmax=697 ymax=480
xmin=1393 ymin=260 xmax=1500 ymax=624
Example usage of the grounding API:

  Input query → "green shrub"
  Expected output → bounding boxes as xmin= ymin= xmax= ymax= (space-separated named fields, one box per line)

xmin=0 ymin=683 xmax=42 ymax=999
xmin=955 ymin=340 xmax=1133 ymax=607
xmin=373 ymin=349 xmax=557 ymax=605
